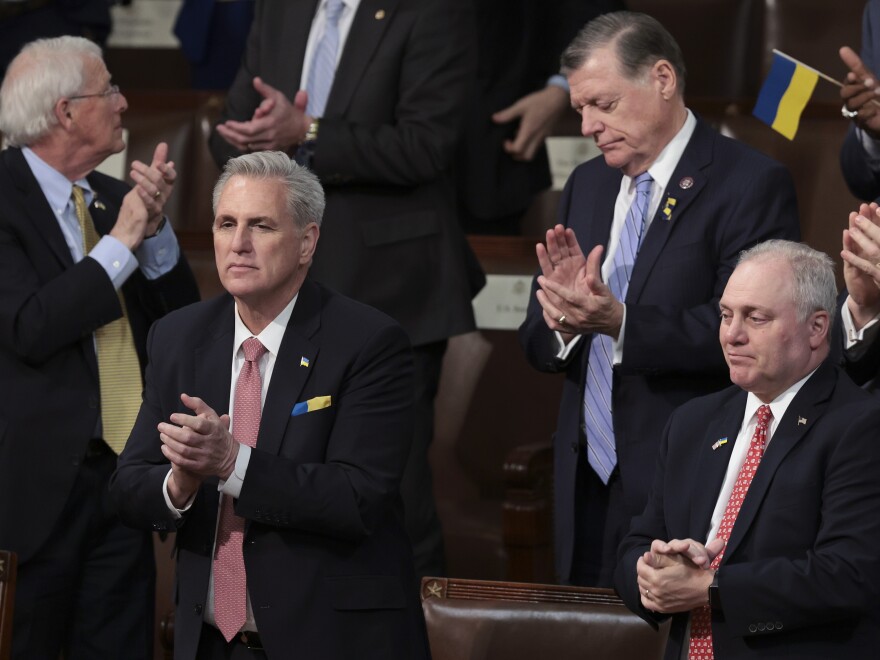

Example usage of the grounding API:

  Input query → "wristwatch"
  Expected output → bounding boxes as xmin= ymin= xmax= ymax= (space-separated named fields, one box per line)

xmin=295 ymin=119 xmax=320 ymax=168
xmin=305 ymin=118 xmax=320 ymax=143
xmin=708 ymin=572 xmax=722 ymax=611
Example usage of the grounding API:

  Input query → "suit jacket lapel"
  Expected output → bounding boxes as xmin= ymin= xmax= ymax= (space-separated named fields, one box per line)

xmin=5 ymin=148 xmax=73 ymax=269
xmin=722 ymin=363 xmax=837 ymax=561
xmin=689 ymin=390 xmax=747 ymax=539
xmin=326 ymin=0 xmax=401 ymax=117
xmin=584 ymin=165 xmax=621 ymax=252
xmin=290 ymin=0 xmax=321 ymax=95
xmin=193 ymin=298 xmax=235 ymax=418
xmin=256 ymin=279 xmax=322 ymax=457
xmin=628 ymin=119 xmax=714 ymax=302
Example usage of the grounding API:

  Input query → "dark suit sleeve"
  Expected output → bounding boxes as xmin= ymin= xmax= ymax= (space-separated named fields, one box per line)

xmin=615 ymin=413 xmax=676 ymax=629
xmin=0 ymin=184 xmax=197 ymax=366
xmin=0 ymin=233 xmax=119 ymax=364
xmin=841 ymin=0 xmax=880 ymax=202
xmin=622 ymin=162 xmax=800 ymax=373
xmin=518 ymin=174 xmax=587 ymax=374
xmin=312 ymin=0 xmax=475 ymax=186
xmin=207 ymin=0 xmax=265 ymax=167
xmin=234 ymin=322 xmax=414 ymax=541
xmin=108 ymin=319 xmax=187 ymax=531
xmin=718 ymin=406 xmax=880 ymax=634
xmin=210 ymin=0 xmax=476 ymax=188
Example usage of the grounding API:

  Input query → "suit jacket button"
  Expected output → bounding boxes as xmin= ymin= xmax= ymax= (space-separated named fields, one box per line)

xmin=757 ymin=623 xmax=765 ymax=631
xmin=775 ymin=622 xmax=783 ymax=630
xmin=194 ymin=604 xmax=203 ymax=615
xmin=766 ymin=622 xmax=775 ymax=631
xmin=748 ymin=624 xmax=757 ymax=633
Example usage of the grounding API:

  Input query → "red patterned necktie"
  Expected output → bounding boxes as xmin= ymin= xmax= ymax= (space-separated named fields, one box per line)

xmin=688 ymin=404 xmax=772 ymax=660
xmin=213 ymin=337 xmax=267 ymax=641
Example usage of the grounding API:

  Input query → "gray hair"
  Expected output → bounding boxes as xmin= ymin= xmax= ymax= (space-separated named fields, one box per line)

xmin=212 ymin=151 xmax=325 ymax=229
xmin=737 ymin=239 xmax=838 ymax=327
xmin=561 ymin=11 xmax=687 ymax=96
xmin=0 ymin=36 xmax=103 ymax=147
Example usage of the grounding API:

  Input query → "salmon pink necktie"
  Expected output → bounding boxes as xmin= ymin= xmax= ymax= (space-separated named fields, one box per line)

xmin=213 ymin=337 xmax=266 ymax=641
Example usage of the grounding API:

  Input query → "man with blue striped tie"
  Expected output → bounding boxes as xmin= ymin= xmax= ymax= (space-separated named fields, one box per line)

xmin=519 ymin=11 xmax=800 ymax=588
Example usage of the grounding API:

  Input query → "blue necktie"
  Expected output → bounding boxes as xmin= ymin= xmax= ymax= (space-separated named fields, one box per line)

xmin=583 ymin=172 xmax=653 ymax=484
xmin=306 ymin=0 xmax=345 ymax=117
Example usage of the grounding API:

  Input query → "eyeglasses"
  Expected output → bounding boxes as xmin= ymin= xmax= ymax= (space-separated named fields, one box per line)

xmin=68 ymin=84 xmax=121 ymax=101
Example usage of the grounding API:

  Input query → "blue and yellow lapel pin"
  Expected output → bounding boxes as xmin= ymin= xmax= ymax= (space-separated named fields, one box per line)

xmin=300 ymin=356 xmax=310 ymax=368
xmin=711 ymin=437 xmax=728 ymax=451
xmin=291 ymin=395 xmax=331 ymax=417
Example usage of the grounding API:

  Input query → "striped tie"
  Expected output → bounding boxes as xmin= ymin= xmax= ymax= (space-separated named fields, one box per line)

xmin=305 ymin=0 xmax=345 ymax=118
xmin=583 ymin=172 xmax=653 ymax=484
xmin=72 ymin=185 xmax=142 ymax=455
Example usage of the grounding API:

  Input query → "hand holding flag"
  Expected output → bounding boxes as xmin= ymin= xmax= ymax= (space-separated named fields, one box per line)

xmin=840 ymin=46 xmax=880 ymax=138
xmin=752 ymin=49 xmax=880 ymax=140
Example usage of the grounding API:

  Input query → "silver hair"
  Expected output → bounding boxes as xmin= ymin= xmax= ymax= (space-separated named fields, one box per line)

xmin=212 ymin=151 xmax=325 ymax=229
xmin=561 ymin=11 xmax=687 ymax=96
xmin=737 ymin=239 xmax=838 ymax=326
xmin=0 ymin=36 xmax=103 ymax=147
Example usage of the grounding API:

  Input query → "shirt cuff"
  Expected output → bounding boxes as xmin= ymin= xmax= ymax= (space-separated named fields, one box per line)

xmin=842 ymin=296 xmax=880 ymax=354
xmin=219 ymin=444 xmax=251 ymax=499
xmin=552 ymin=306 xmax=626 ymax=364
xmin=134 ymin=217 xmax=181 ymax=280
xmin=162 ymin=469 xmax=196 ymax=519
xmin=612 ymin=304 xmax=626 ymax=364
xmin=547 ymin=74 xmax=570 ymax=94
xmin=89 ymin=235 xmax=138 ymax=289
xmin=554 ymin=331 xmax=582 ymax=359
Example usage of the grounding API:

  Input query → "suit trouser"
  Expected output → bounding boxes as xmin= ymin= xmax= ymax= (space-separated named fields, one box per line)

xmin=401 ymin=340 xmax=447 ymax=580
xmin=569 ymin=454 xmax=626 ymax=588
xmin=12 ymin=440 xmax=155 ymax=660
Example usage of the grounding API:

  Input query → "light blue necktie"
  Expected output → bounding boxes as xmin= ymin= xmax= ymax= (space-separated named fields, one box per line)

xmin=305 ymin=0 xmax=345 ymax=118
xmin=583 ymin=172 xmax=653 ymax=484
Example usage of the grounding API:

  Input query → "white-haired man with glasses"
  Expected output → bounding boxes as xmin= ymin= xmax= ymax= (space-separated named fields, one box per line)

xmin=0 ymin=36 xmax=199 ymax=659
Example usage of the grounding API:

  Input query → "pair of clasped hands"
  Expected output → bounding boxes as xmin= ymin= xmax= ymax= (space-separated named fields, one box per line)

xmin=215 ymin=78 xmax=313 ymax=153
xmin=535 ymin=225 xmax=625 ymax=345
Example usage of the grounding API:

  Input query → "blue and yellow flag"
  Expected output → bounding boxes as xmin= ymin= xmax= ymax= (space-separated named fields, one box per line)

xmin=753 ymin=52 xmax=819 ymax=140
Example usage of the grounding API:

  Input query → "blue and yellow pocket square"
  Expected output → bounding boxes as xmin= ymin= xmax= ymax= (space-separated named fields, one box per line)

xmin=291 ymin=395 xmax=332 ymax=416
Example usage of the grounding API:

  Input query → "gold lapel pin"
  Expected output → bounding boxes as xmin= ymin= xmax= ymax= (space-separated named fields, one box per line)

xmin=93 ymin=200 xmax=106 ymax=211
xmin=375 ymin=9 xmax=385 ymax=19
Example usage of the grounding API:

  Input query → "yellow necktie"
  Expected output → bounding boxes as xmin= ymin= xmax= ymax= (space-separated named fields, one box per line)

xmin=72 ymin=185 xmax=142 ymax=454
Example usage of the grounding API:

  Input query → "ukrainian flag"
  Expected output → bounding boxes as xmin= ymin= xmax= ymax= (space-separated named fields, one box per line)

xmin=753 ymin=52 xmax=819 ymax=140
